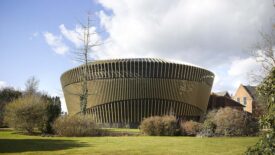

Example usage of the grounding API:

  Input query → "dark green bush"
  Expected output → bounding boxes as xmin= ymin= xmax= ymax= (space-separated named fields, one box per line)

xmin=53 ymin=115 xmax=100 ymax=137
xmin=140 ymin=115 xmax=177 ymax=136
xmin=245 ymin=105 xmax=275 ymax=154
xmin=245 ymin=130 xmax=275 ymax=155
xmin=243 ymin=115 xmax=259 ymax=136
xmin=0 ymin=87 xmax=22 ymax=127
xmin=38 ymin=95 xmax=61 ymax=134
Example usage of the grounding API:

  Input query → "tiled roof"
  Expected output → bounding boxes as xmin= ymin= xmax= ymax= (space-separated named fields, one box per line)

xmin=243 ymin=85 xmax=257 ymax=99
xmin=214 ymin=91 xmax=230 ymax=97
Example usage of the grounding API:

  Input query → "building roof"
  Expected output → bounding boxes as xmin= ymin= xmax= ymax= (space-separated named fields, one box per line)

xmin=85 ymin=58 xmax=210 ymax=71
xmin=214 ymin=91 xmax=230 ymax=97
xmin=88 ymin=58 xmax=171 ymax=64
xmin=61 ymin=58 xmax=215 ymax=89
xmin=243 ymin=85 xmax=257 ymax=99
xmin=208 ymin=94 xmax=245 ymax=111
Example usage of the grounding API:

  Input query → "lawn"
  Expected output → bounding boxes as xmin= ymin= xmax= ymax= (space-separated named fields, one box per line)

xmin=0 ymin=129 xmax=258 ymax=155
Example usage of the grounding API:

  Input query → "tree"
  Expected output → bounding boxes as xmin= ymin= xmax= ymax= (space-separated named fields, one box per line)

xmin=247 ymin=30 xmax=275 ymax=120
xmin=252 ymin=31 xmax=275 ymax=72
xmin=39 ymin=95 xmax=61 ymax=134
xmin=72 ymin=14 xmax=102 ymax=114
xmin=4 ymin=76 xmax=62 ymax=134
xmin=0 ymin=87 xmax=22 ymax=127
xmin=4 ymin=93 xmax=61 ymax=134
xmin=245 ymin=26 xmax=275 ymax=154
xmin=246 ymin=67 xmax=275 ymax=154
xmin=4 ymin=95 xmax=46 ymax=133
xmin=25 ymin=76 xmax=39 ymax=95
xmin=248 ymin=29 xmax=275 ymax=84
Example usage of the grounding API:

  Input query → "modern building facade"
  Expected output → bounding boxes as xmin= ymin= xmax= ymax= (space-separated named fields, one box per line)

xmin=61 ymin=58 xmax=214 ymax=127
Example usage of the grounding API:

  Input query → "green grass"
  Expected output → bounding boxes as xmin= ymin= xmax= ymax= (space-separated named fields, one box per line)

xmin=0 ymin=129 xmax=258 ymax=155
xmin=103 ymin=128 xmax=140 ymax=133
xmin=103 ymin=128 xmax=140 ymax=135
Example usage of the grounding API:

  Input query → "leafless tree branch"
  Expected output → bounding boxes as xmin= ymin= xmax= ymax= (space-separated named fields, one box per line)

xmin=68 ymin=14 xmax=104 ymax=114
xmin=249 ymin=28 xmax=275 ymax=83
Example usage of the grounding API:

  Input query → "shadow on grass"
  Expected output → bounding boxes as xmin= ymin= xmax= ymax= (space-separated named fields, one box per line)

xmin=0 ymin=139 xmax=89 ymax=153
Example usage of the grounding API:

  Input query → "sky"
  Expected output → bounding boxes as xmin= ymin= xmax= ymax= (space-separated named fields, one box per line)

xmin=0 ymin=0 xmax=274 ymax=112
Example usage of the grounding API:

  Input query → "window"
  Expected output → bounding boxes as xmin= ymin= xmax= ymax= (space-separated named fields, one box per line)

xmin=237 ymin=97 xmax=240 ymax=102
xmin=243 ymin=97 xmax=247 ymax=105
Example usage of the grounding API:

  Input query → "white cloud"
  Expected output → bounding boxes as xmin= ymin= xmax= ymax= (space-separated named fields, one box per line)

xmin=42 ymin=24 xmax=103 ymax=60
xmin=96 ymin=0 xmax=274 ymax=67
xmin=44 ymin=0 xmax=274 ymax=94
xmin=228 ymin=57 xmax=260 ymax=76
xmin=95 ymin=0 xmax=274 ymax=93
xmin=43 ymin=32 xmax=69 ymax=55
xmin=0 ymin=81 xmax=7 ymax=89
xmin=213 ymin=74 xmax=220 ymax=85
xmin=60 ymin=95 xmax=68 ymax=113
xmin=212 ymin=56 xmax=261 ymax=94
xmin=59 ymin=24 xmax=83 ymax=47
xmin=59 ymin=24 xmax=102 ymax=50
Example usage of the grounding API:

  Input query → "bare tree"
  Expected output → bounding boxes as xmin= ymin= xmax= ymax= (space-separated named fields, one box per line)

xmin=252 ymin=31 xmax=275 ymax=71
xmin=73 ymin=14 xmax=102 ymax=115
xmin=25 ymin=76 xmax=39 ymax=95
xmin=248 ymin=30 xmax=275 ymax=83
xmin=248 ymin=28 xmax=275 ymax=117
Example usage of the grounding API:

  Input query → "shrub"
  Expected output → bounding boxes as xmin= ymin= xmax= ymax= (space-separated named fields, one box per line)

xmin=139 ymin=116 xmax=160 ymax=135
xmin=0 ymin=87 xmax=22 ymax=127
xmin=180 ymin=120 xmax=201 ymax=136
xmin=38 ymin=95 xmax=61 ymax=134
xmin=200 ymin=119 xmax=216 ymax=137
xmin=245 ymin=131 xmax=275 ymax=155
xmin=162 ymin=115 xmax=179 ymax=136
xmin=4 ymin=94 xmax=61 ymax=134
xmin=53 ymin=115 xmax=99 ymax=137
xmin=140 ymin=115 xmax=177 ymax=136
xmin=243 ymin=114 xmax=259 ymax=136
xmin=201 ymin=108 xmax=259 ymax=137
xmin=214 ymin=107 xmax=246 ymax=136
xmin=4 ymin=95 xmax=45 ymax=133
xmin=3 ymin=77 xmax=61 ymax=134
xmin=205 ymin=109 xmax=218 ymax=120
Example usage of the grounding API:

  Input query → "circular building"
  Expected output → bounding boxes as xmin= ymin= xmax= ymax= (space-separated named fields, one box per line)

xmin=61 ymin=58 xmax=214 ymax=127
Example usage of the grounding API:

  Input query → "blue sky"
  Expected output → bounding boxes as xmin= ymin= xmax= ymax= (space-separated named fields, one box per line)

xmin=0 ymin=0 xmax=274 ymax=112
xmin=0 ymin=0 xmax=108 ymax=110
